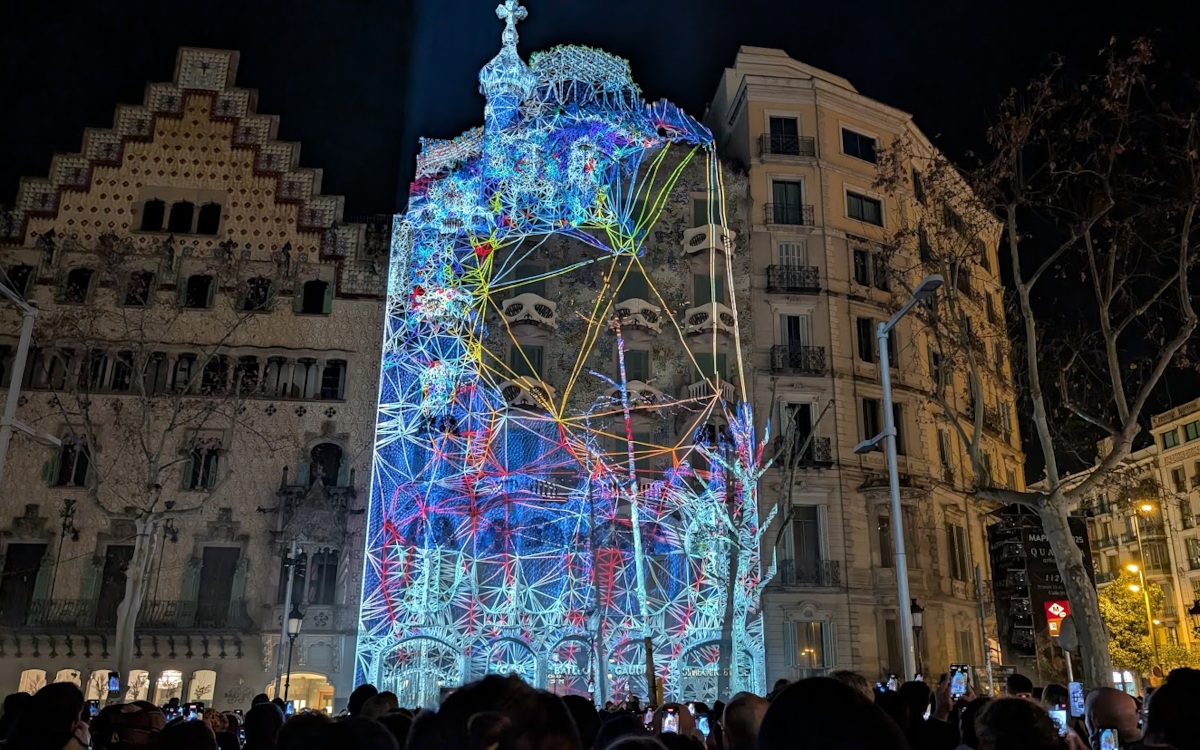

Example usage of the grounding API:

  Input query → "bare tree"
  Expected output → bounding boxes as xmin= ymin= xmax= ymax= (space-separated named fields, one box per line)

xmin=25 ymin=232 xmax=284 ymax=700
xmin=877 ymin=40 xmax=1200 ymax=687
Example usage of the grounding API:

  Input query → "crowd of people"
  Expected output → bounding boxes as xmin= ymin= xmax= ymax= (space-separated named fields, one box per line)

xmin=0 ymin=666 xmax=1195 ymax=750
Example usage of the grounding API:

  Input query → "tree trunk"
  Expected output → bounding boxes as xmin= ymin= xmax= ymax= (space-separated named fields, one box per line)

xmin=717 ymin=517 xmax=739 ymax=700
xmin=1038 ymin=498 xmax=1112 ymax=687
xmin=109 ymin=517 xmax=159 ymax=704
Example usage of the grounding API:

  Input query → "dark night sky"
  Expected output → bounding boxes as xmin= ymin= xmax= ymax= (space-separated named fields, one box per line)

xmin=3 ymin=0 xmax=1198 ymax=216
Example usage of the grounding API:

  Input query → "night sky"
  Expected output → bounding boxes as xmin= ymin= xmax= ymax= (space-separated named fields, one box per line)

xmin=3 ymin=0 xmax=1198 ymax=216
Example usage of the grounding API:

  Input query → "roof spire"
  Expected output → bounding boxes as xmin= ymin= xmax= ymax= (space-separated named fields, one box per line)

xmin=496 ymin=0 xmax=527 ymax=48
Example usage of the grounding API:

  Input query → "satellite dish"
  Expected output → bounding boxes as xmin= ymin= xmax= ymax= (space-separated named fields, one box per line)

xmin=1058 ymin=615 xmax=1079 ymax=653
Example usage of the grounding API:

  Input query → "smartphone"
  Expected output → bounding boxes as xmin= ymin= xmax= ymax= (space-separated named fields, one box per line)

xmin=949 ymin=664 xmax=970 ymax=701
xmin=239 ymin=729 xmax=246 ymax=744
xmin=107 ymin=675 xmax=121 ymax=693
xmin=162 ymin=707 xmax=178 ymax=720
xmin=661 ymin=708 xmax=679 ymax=734
xmin=285 ymin=700 xmax=296 ymax=717
xmin=87 ymin=700 xmax=101 ymax=718
xmin=1068 ymin=682 xmax=1085 ymax=718
xmin=1048 ymin=705 xmax=1068 ymax=737
xmin=686 ymin=702 xmax=695 ymax=716
xmin=1099 ymin=728 xmax=1118 ymax=750
xmin=696 ymin=715 xmax=710 ymax=737
xmin=886 ymin=674 xmax=899 ymax=692
xmin=643 ymin=708 xmax=654 ymax=725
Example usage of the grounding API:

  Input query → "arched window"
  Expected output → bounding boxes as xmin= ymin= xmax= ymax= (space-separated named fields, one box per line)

xmin=53 ymin=435 xmax=90 ymax=487
xmin=200 ymin=355 xmax=228 ymax=394
xmin=184 ymin=442 xmax=221 ymax=491
xmin=309 ymin=443 xmax=343 ymax=487
xmin=61 ymin=268 xmax=94 ymax=304
xmin=140 ymin=200 xmax=166 ymax=232
xmin=240 ymin=277 xmax=273 ymax=312
xmin=319 ymin=360 xmax=346 ymax=400
xmin=123 ymin=270 xmax=154 ymax=307
xmin=183 ymin=275 xmax=215 ymax=309
xmin=298 ymin=280 xmax=331 ymax=315
xmin=167 ymin=202 xmax=195 ymax=233
xmin=196 ymin=203 xmax=221 ymax=235
xmin=234 ymin=356 xmax=260 ymax=395
xmin=173 ymin=353 xmax=197 ymax=392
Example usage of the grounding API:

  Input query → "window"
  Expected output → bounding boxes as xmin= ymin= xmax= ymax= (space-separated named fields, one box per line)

xmin=768 ymin=116 xmax=801 ymax=155
xmin=110 ymin=352 xmax=133 ymax=393
xmin=938 ymin=431 xmax=952 ymax=470
xmin=942 ymin=205 xmax=966 ymax=234
xmin=980 ymin=453 xmax=994 ymax=485
xmin=0 ymin=346 xmax=12 ymax=389
xmin=61 ymin=268 xmax=94 ymax=304
xmin=1172 ymin=467 xmax=1186 ymax=494
xmin=624 ymin=349 xmax=651 ymax=382
xmin=887 ymin=327 xmax=899 ymax=368
xmin=201 ymin=355 xmax=228 ymax=394
xmin=956 ymin=264 xmax=974 ymax=298
xmin=140 ymin=199 xmax=166 ymax=232
xmin=893 ymin=404 xmax=906 ymax=455
xmin=53 ymin=436 xmax=90 ymax=487
xmin=847 ymin=192 xmax=883 ymax=226
xmin=862 ymin=398 xmax=881 ymax=440
xmin=853 ymin=248 xmax=870 ymax=286
xmin=912 ymin=169 xmax=926 ymax=204
xmin=94 ymin=545 xmax=134 ymax=629
xmin=6 ymin=265 xmax=35 ymax=297
xmin=884 ymin=618 xmax=902 ymax=673
xmin=240 ymin=277 xmax=273 ymax=312
xmin=856 ymin=318 xmax=875 ymax=363
xmin=619 ymin=270 xmax=648 ymax=301
xmin=319 ymin=360 xmax=347 ymax=400
xmin=878 ymin=508 xmax=919 ymax=569
xmin=79 ymin=349 xmax=109 ymax=392
xmin=263 ymin=357 xmax=288 ymax=397
xmin=787 ymin=620 xmax=834 ymax=672
xmin=289 ymin=359 xmax=320 ymax=399
xmin=777 ymin=241 xmax=807 ymax=268
xmin=696 ymin=352 xmax=728 ymax=380
xmin=306 ymin=548 xmax=339 ymax=605
xmin=841 ymin=128 xmax=877 ymax=163
xmin=510 ymin=345 xmax=543 ymax=379
xmin=195 ymin=547 xmax=239 ymax=628
xmin=1006 ymin=469 xmax=1017 ymax=490
xmin=872 ymin=254 xmax=890 ymax=291
xmin=792 ymin=506 xmax=822 ymax=572
xmin=930 ymin=348 xmax=946 ymax=387
xmin=771 ymin=181 xmax=805 ymax=224
xmin=780 ymin=314 xmax=810 ymax=348
xmin=298 ymin=280 xmax=332 ymax=315
xmin=955 ymin=630 xmax=977 ymax=665
xmin=918 ymin=228 xmax=933 ymax=262
xmin=693 ymin=274 xmax=726 ymax=305
xmin=183 ymin=275 xmax=216 ymax=309
xmin=309 ymin=443 xmax=344 ymax=487
xmin=235 ymin=356 xmax=260 ymax=395
xmin=692 ymin=198 xmax=720 ymax=227
xmin=516 ymin=263 xmax=546 ymax=297
xmin=46 ymin=348 xmax=75 ymax=391
xmin=196 ymin=203 xmax=221 ymax=235
xmin=142 ymin=352 xmax=169 ymax=394
xmin=993 ymin=342 xmax=1005 ymax=373
xmin=0 ymin=543 xmax=48 ymax=627
xmin=123 ymin=271 xmax=154 ymax=307
xmin=167 ymin=201 xmax=195 ymax=233
xmin=947 ymin=523 xmax=970 ymax=582
xmin=1163 ymin=430 xmax=1180 ymax=449
xmin=173 ymin=354 xmax=196 ymax=392
xmin=1145 ymin=542 xmax=1170 ymax=571
xmin=1184 ymin=420 xmax=1200 ymax=442
xmin=184 ymin=444 xmax=220 ymax=491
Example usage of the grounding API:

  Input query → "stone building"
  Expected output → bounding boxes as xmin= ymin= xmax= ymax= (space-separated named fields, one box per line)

xmin=706 ymin=47 xmax=1021 ymax=686
xmin=0 ymin=48 xmax=387 ymax=711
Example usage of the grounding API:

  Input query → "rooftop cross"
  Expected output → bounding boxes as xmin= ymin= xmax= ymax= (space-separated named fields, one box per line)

xmin=496 ymin=0 xmax=527 ymax=48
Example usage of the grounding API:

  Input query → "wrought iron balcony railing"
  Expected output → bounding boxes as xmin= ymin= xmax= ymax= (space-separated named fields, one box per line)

xmin=779 ymin=559 xmax=841 ymax=588
xmin=758 ymin=133 xmax=817 ymax=158
xmin=765 ymin=203 xmax=815 ymax=226
xmin=25 ymin=599 xmax=95 ymax=628
xmin=766 ymin=265 xmax=821 ymax=294
xmin=770 ymin=345 xmax=826 ymax=375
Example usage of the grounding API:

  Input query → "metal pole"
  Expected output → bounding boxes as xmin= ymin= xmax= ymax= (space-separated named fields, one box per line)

xmin=284 ymin=636 xmax=295 ymax=702
xmin=273 ymin=540 xmax=297 ymax=698
xmin=975 ymin=565 xmax=996 ymax=695
xmin=1133 ymin=521 xmax=1160 ymax=671
xmin=0 ymin=305 xmax=37 ymax=488
xmin=878 ymin=322 xmax=917 ymax=682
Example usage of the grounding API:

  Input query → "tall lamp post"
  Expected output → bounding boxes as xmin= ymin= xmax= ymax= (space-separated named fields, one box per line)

xmin=1126 ymin=564 xmax=1160 ymax=675
xmin=854 ymin=274 xmax=944 ymax=682
xmin=910 ymin=599 xmax=925 ymax=677
xmin=283 ymin=603 xmax=304 ymax=703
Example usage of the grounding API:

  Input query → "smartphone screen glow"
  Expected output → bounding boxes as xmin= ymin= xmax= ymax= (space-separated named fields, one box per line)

xmin=696 ymin=715 xmax=710 ymax=737
xmin=662 ymin=711 xmax=679 ymax=734
xmin=1049 ymin=707 xmax=1068 ymax=736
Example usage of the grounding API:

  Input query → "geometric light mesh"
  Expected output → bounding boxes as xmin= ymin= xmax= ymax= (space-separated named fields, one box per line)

xmin=357 ymin=1 xmax=771 ymax=707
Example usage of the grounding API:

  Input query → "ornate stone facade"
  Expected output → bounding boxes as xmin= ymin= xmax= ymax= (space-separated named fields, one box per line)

xmin=0 ymin=48 xmax=385 ymax=711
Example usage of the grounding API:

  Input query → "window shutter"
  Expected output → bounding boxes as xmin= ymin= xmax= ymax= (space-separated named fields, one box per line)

xmin=323 ymin=281 xmax=334 ymax=314
xmin=32 ymin=550 xmax=54 ymax=602
xmin=176 ymin=281 xmax=188 ymax=308
xmin=293 ymin=288 xmax=305 ymax=314
xmin=79 ymin=556 xmax=104 ymax=601
xmin=229 ymin=556 xmax=248 ymax=617
xmin=205 ymin=278 xmax=218 ymax=308
xmin=42 ymin=450 xmax=62 ymax=486
xmin=337 ymin=459 xmax=350 ymax=488
xmin=180 ymin=557 xmax=202 ymax=624
xmin=180 ymin=451 xmax=195 ymax=491
xmin=782 ymin=622 xmax=796 ymax=668
xmin=822 ymin=621 xmax=838 ymax=668
xmin=296 ymin=458 xmax=311 ymax=488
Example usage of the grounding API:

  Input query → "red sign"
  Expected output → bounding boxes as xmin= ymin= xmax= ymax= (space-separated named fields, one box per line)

xmin=1045 ymin=600 xmax=1070 ymax=636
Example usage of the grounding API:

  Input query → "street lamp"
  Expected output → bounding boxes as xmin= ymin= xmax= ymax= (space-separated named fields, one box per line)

xmin=283 ymin=603 xmax=304 ymax=702
xmin=854 ymin=274 xmax=944 ymax=682
xmin=910 ymin=599 xmax=925 ymax=677
xmin=1126 ymin=563 xmax=1160 ymax=672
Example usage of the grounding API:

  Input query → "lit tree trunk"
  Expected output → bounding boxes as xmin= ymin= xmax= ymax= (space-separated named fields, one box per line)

xmin=109 ymin=515 xmax=159 ymax=703
xmin=717 ymin=496 xmax=738 ymax=700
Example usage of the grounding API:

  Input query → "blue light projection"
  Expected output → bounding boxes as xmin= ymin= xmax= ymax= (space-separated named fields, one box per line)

xmin=356 ymin=0 xmax=773 ymax=707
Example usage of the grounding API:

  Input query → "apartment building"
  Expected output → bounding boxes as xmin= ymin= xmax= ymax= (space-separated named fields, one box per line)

xmin=0 ymin=48 xmax=386 ymax=710
xmin=706 ymin=47 xmax=1022 ymax=685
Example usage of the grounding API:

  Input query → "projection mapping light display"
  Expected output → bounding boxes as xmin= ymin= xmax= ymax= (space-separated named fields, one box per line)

xmin=357 ymin=0 xmax=774 ymax=707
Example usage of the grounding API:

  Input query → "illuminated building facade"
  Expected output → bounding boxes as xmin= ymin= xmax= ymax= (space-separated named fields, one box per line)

xmin=357 ymin=2 xmax=768 ymax=706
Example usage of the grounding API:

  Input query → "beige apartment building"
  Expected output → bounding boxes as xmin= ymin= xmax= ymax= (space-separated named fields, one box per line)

xmin=1073 ymin=398 xmax=1200 ymax=657
xmin=706 ymin=47 xmax=1021 ymax=685
xmin=0 ymin=48 xmax=386 ymax=710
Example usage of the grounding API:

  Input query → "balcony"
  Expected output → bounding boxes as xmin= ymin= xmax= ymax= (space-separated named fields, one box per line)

xmin=501 ymin=292 xmax=558 ymax=332
xmin=26 ymin=599 xmax=95 ymax=628
xmin=776 ymin=436 xmax=834 ymax=469
xmin=604 ymin=380 xmax=668 ymax=407
xmin=684 ymin=302 xmax=736 ymax=336
xmin=766 ymin=265 xmax=821 ymax=294
xmin=983 ymin=406 xmax=1006 ymax=436
xmin=682 ymin=224 xmax=737 ymax=257
xmin=770 ymin=345 xmax=826 ymax=375
xmin=686 ymin=377 xmax=737 ymax=404
xmin=778 ymin=559 xmax=841 ymax=588
xmin=765 ymin=203 xmax=814 ymax=226
xmin=1096 ymin=571 xmax=1116 ymax=584
xmin=758 ymin=133 xmax=817 ymax=159
xmin=610 ymin=298 xmax=662 ymax=334
xmin=23 ymin=598 xmax=252 ymax=631
xmin=499 ymin=377 xmax=557 ymax=411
